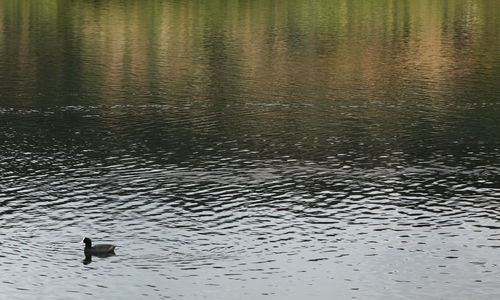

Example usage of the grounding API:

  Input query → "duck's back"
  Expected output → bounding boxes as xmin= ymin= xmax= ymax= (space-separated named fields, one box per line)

xmin=86 ymin=244 xmax=116 ymax=255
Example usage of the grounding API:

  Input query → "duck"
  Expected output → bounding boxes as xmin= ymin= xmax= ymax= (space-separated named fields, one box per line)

xmin=81 ymin=237 xmax=116 ymax=255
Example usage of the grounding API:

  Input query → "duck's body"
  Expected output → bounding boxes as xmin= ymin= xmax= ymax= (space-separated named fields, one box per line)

xmin=81 ymin=237 xmax=116 ymax=255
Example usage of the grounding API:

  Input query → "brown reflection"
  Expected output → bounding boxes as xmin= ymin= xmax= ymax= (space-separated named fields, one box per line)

xmin=0 ymin=0 xmax=498 ymax=108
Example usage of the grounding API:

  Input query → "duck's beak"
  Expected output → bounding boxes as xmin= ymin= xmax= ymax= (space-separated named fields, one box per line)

xmin=80 ymin=238 xmax=85 ymax=243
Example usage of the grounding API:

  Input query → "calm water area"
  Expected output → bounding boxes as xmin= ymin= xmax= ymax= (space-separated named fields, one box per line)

xmin=1 ymin=0 xmax=500 ymax=299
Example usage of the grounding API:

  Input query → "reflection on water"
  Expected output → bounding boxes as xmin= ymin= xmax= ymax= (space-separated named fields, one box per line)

xmin=83 ymin=253 xmax=115 ymax=265
xmin=0 ymin=0 xmax=500 ymax=299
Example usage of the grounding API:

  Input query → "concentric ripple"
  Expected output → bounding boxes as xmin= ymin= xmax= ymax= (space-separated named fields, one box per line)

xmin=1 ymin=118 xmax=500 ymax=298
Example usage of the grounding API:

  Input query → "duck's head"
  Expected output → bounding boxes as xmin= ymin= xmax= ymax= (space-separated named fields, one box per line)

xmin=81 ymin=237 xmax=92 ymax=247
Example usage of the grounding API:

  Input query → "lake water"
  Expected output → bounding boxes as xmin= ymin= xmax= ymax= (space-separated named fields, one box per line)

xmin=1 ymin=0 xmax=500 ymax=299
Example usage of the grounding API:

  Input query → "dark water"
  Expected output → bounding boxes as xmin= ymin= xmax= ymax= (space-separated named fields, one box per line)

xmin=1 ymin=0 xmax=500 ymax=299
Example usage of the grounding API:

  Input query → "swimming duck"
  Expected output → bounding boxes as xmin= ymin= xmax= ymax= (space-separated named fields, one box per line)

xmin=81 ymin=237 xmax=116 ymax=255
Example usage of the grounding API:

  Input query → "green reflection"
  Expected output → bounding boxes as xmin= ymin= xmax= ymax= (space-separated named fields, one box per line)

xmin=1 ymin=0 xmax=498 ymax=104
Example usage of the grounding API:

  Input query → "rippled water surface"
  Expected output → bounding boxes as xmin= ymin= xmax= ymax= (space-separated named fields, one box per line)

xmin=1 ymin=0 xmax=500 ymax=299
